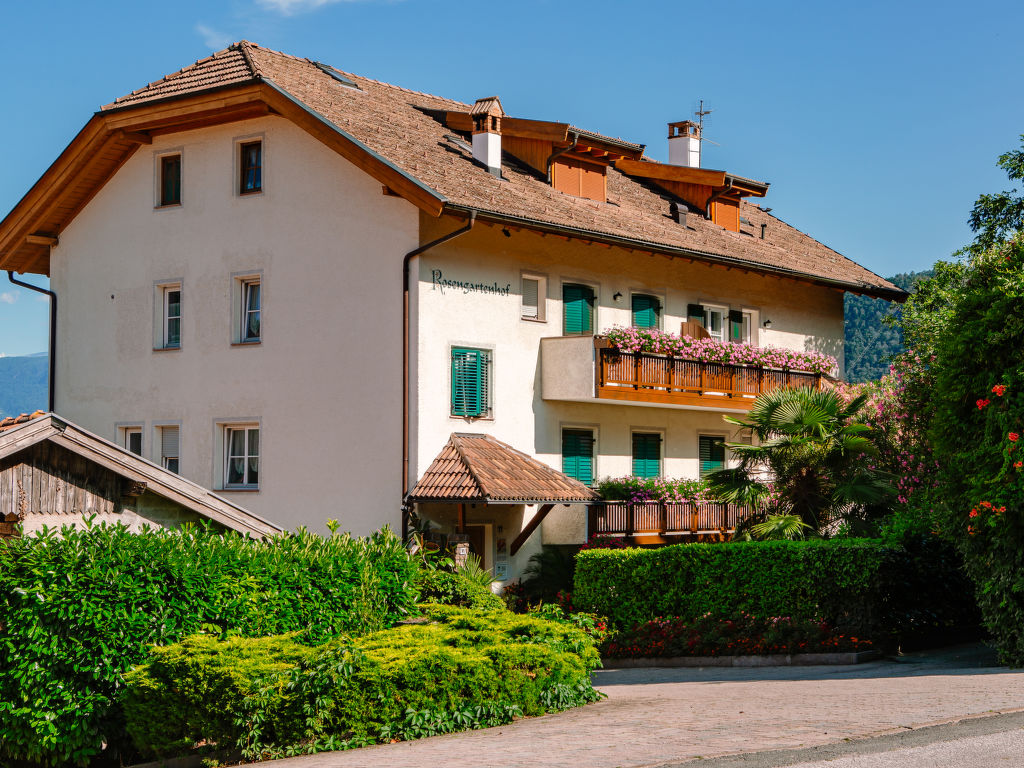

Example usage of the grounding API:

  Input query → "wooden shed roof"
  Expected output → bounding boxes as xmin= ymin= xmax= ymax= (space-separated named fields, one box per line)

xmin=0 ymin=413 xmax=281 ymax=538
xmin=410 ymin=433 xmax=599 ymax=504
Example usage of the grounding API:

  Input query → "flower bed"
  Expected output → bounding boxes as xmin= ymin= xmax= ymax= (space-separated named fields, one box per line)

xmin=604 ymin=326 xmax=836 ymax=375
xmin=602 ymin=613 xmax=873 ymax=659
xmin=596 ymin=476 xmax=719 ymax=504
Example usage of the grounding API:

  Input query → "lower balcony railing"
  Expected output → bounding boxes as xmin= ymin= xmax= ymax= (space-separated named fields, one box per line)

xmin=588 ymin=500 xmax=754 ymax=541
xmin=597 ymin=345 xmax=824 ymax=410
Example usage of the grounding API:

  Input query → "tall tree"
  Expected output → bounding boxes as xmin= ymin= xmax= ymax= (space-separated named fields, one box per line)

xmin=968 ymin=135 xmax=1024 ymax=253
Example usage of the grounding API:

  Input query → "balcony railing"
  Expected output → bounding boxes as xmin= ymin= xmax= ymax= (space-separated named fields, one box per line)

xmin=596 ymin=343 xmax=824 ymax=410
xmin=588 ymin=500 xmax=753 ymax=541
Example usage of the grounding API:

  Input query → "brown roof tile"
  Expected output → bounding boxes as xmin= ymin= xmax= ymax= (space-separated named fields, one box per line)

xmin=99 ymin=41 xmax=900 ymax=298
xmin=0 ymin=411 xmax=45 ymax=432
xmin=411 ymin=433 xmax=599 ymax=504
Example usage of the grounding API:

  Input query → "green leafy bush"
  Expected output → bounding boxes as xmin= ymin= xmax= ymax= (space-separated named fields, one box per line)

xmin=415 ymin=567 xmax=505 ymax=611
xmin=575 ymin=539 xmax=977 ymax=646
xmin=0 ymin=523 xmax=419 ymax=767
xmin=124 ymin=605 xmax=603 ymax=761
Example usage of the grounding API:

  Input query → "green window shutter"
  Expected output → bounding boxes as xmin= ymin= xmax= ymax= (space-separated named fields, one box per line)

xmin=687 ymin=303 xmax=705 ymax=325
xmin=728 ymin=309 xmax=744 ymax=342
xmin=631 ymin=294 xmax=660 ymax=329
xmin=563 ymin=284 xmax=594 ymax=335
xmin=699 ymin=435 xmax=726 ymax=479
xmin=632 ymin=433 xmax=661 ymax=478
xmin=562 ymin=429 xmax=594 ymax=485
xmin=451 ymin=348 xmax=485 ymax=417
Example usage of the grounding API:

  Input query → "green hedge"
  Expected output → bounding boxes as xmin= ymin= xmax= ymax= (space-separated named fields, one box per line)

xmin=0 ymin=523 xmax=419 ymax=767
xmin=124 ymin=605 xmax=603 ymax=761
xmin=575 ymin=538 xmax=978 ymax=644
xmin=415 ymin=569 xmax=506 ymax=611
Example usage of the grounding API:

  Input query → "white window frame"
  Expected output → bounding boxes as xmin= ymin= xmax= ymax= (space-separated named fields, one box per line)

xmin=224 ymin=424 xmax=260 ymax=489
xmin=156 ymin=424 xmax=181 ymax=474
xmin=155 ymin=282 xmax=183 ymax=350
xmin=117 ymin=424 xmax=144 ymax=457
xmin=703 ymin=304 xmax=728 ymax=343
xmin=520 ymin=272 xmax=547 ymax=322
xmin=232 ymin=272 xmax=263 ymax=344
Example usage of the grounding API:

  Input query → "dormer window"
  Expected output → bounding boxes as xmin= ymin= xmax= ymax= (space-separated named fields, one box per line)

xmin=551 ymin=156 xmax=606 ymax=202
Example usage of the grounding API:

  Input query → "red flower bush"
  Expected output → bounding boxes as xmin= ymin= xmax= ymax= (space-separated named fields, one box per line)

xmin=992 ymin=384 xmax=1007 ymax=396
xmin=977 ymin=399 xmax=991 ymax=410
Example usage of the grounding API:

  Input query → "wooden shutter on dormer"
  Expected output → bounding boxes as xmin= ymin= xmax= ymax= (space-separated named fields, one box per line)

xmin=712 ymin=197 xmax=740 ymax=232
xmin=552 ymin=156 xmax=607 ymax=202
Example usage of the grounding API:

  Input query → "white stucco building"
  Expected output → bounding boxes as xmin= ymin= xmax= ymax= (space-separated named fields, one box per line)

xmin=0 ymin=42 xmax=903 ymax=580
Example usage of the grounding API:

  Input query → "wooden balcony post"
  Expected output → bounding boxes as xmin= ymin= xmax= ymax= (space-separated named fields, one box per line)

xmin=626 ymin=502 xmax=635 ymax=539
xmin=690 ymin=504 xmax=698 ymax=533
xmin=659 ymin=502 xmax=667 ymax=535
xmin=720 ymin=503 xmax=729 ymax=532
xmin=633 ymin=353 xmax=640 ymax=390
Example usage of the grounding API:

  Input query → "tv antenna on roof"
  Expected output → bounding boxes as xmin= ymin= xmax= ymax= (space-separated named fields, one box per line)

xmin=694 ymin=100 xmax=720 ymax=147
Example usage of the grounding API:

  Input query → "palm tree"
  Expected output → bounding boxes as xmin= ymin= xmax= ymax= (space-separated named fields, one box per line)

xmin=706 ymin=387 xmax=894 ymax=534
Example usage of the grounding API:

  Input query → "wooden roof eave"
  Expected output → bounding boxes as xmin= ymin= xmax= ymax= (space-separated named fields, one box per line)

xmin=442 ymin=204 xmax=908 ymax=302
xmin=0 ymin=80 xmax=449 ymax=275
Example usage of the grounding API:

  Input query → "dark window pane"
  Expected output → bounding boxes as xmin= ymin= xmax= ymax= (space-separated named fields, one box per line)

xmin=240 ymin=142 xmax=262 ymax=193
xmin=161 ymin=155 xmax=181 ymax=205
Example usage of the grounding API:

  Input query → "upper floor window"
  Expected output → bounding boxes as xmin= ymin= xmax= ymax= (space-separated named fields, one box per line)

xmin=729 ymin=310 xmax=752 ymax=345
xmin=698 ymin=435 xmax=725 ymax=479
xmin=703 ymin=305 xmax=727 ymax=343
xmin=687 ymin=303 xmax=753 ymax=345
xmin=239 ymin=141 xmax=262 ymax=195
xmin=562 ymin=283 xmax=595 ymax=335
xmin=163 ymin=286 xmax=181 ymax=348
xmin=225 ymin=425 xmax=260 ymax=488
xmin=631 ymin=294 xmax=661 ymax=329
xmin=451 ymin=347 xmax=491 ymax=418
xmin=521 ymin=274 xmax=546 ymax=322
xmin=159 ymin=425 xmax=180 ymax=474
xmin=241 ymin=278 xmax=261 ymax=342
xmin=562 ymin=428 xmax=595 ymax=485
xmin=123 ymin=427 xmax=143 ymax=456
xmin=632 ymin=432 xmax=661 ymax=479
xmin=159 ymin=154 xmax=181 ymax=206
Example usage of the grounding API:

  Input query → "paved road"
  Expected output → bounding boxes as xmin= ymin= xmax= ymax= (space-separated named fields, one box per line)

xmin=263 ymin=644 xmax=1024 ymax=768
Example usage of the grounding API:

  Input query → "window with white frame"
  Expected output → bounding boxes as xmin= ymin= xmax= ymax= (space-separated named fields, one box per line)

xmin=240 ymin=277 xmax=261 ymax=342
xmin=521 ymin=273 xmax=546 ymax=321
xmin=162 ymin=285 xmax=181 ymax=348
xmin=158 ymin=425 xmax=180 ymax=473
xmin=703 ymin=305 xmax=727 ymax=342
xmin=123 ymin=427 xmax=143 ymax=456
xmin=225 ymin=425 xmax=260 ymax=488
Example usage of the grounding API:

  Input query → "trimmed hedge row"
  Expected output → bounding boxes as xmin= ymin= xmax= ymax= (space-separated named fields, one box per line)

xmin=0 ymin=523 xmax=419 ymax=767
xmin=574 ymin=537 xmax=978 ymax=645
xmin=124 ymin=605 xmax=603 ymax=761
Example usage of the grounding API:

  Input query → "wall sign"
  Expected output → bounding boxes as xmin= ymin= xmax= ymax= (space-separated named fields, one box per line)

xmin=431 ymin=269 xmax=511 ymax=297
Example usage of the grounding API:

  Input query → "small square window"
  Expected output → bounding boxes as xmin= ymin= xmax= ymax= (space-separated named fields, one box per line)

xmin=239 ymin=141 xmax=262 ymax=195
xmin=163 ymin=286 xmax=181 ymax=348
xmin=159 ymin=154 xmax=181 ymax=206
xmin=521 ymin=274 xmax=546 ymax=321
xmin=225 ymin=425 xmax=260 ymax=488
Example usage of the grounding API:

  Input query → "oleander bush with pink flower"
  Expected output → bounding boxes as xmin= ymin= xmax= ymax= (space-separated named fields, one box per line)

xmin=604 ymin=326 xmax=837 ymax=375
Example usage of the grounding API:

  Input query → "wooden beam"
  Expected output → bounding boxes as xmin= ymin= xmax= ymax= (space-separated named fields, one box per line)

xmin=116 ymin=130 xmax=152 ymax=145
xmin=510 ymin=503 xmax=555 ymax=555
xmin=615 ymin=158 xmax=728 ymax=187
xmin=458 ymin=503 xmax=466 ymax=534
xmin=25 ymin=234 xmax=58 ymax=247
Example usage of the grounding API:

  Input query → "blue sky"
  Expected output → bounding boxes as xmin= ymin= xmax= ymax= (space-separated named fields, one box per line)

xmin=1 ymin=0 xmax=1022 ymax=357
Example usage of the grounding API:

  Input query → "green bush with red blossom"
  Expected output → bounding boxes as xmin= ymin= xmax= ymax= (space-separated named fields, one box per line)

xmin=921 ymin=234 xmax=1024 ymax=663
xmin=603 ymin=613 xmax=873 ymax=658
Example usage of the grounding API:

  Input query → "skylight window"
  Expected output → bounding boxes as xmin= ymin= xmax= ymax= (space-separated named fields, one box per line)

xmin=313 ymin=62 xmax=359 ymax=90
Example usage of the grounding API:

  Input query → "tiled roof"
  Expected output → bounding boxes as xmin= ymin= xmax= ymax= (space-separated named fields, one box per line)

xmin=102 ymin=41 xmax=898 ymax=297
xmin=411 ymin=433 xmax=599 ymax=504
xmin=0 ymin=411 xmax=45 ymax=432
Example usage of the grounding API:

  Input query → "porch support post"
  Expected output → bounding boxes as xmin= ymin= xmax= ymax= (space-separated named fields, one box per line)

xmin=458 ymin=503 xmax=466 ymax=534
xmin=510 ymin=503 xmax=555 ymax=556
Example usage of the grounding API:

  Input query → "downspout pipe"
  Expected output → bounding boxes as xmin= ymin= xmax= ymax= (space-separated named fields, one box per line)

xmin=545 ymin=131 xmax=580 ymax=184
xmin=7 ymin=271 xmax=56 ymax=413
xmin=705 ymin=177 xmax=735 ymax=220
xmin=402 ymin=210 xmax=476 ymax=541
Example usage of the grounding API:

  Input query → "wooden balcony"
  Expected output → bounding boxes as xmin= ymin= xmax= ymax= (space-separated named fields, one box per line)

xmin=596 ymin=343 xmax=824 ymax=410
xmin=588 ymin=500 xmax=753 ymax=544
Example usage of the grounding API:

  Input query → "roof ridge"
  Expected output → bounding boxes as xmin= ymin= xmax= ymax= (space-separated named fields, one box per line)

xmin=449 ymin=434 xmax=489 ymax=500
xmin=235 ymin=40 xmax=264 ymax=79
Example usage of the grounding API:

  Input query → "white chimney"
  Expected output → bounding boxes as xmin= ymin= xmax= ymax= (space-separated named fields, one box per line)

xmin=668 ymin=120 xmax=701 ymax=168
xmin=471 ymin=96 xmax=504 ymax=176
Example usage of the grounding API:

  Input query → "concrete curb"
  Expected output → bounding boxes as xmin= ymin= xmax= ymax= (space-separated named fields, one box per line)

xmin=602 ymin=650 xmax=881 ymax=668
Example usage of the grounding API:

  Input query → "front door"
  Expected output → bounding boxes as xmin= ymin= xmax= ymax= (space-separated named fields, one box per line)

xmin=465 ymin=524 xmax=487 ymax=569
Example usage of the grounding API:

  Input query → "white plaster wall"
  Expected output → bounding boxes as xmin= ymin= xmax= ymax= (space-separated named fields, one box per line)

xmin=411 ymin=222 xmax=845 ymax=553
xmin=50 ymin=116 xmax=418 ymax=535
